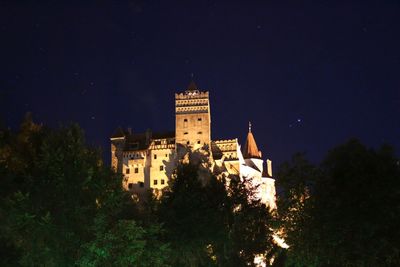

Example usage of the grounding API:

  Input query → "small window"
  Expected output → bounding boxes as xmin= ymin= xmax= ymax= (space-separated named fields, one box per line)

xmin=184 ymin=119 xmax=188 ymax=122
xmin=154 ymin=180 xmax=158 ymax=185
xmin=184 ymin=118 xmax=188 ymax=127
xmin=139 ymin=182 xmax=144 ymax=188
xmin=197 ymin=131 xmax=202 ymax=134
xmin=134 ymin=168 xmax=139 ymax=173
xmin=184 ymin=132 xmax=188 ymax=135
xmin=126 ymin=168 xmax=130 ymax=174
xmin=161 ymin=179 xmax=165 ymax=185
xmin=165 ymin=154 xmax=168 ymax=158
xmin=128 ymin=183 xmax=133 ymax=189
xmin=197 ymin=140 xmax=201 ymax=144
xmin=198 ymin=118 xmax=202 ymax=121
xmin=186 ymin=141 xmax=190 ymax=145
xmin=154 ymin=154 xmax=157 ymax=159
xmin=154 ymin=140 xmax=161 ymax=145
xmin=160 ymin=165 xmax=164 ymax=171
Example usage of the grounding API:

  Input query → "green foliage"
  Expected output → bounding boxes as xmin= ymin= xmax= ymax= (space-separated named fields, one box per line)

xmin=0 ymin=114 xmax=170 ymax=266
xmin=77 ymin=219 xmax=170 ymax=267
xmin=158 ymin=156 xmax=275 ymax=267
xmin=278 ymin=139 xmax=400 ymax=267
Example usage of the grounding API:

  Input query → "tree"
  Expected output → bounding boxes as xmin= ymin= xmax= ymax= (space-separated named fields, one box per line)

xmin=0 ymin=114 xmax=170 ymax=266
xmin=278 ymin=139 xmax=400 ymax=267
xmin=157 ymin=150 xmax=276 ymax=267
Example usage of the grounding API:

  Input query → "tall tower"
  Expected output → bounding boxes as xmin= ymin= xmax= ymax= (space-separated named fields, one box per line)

xmin=175 ymin=82 xmax=211 ymax=148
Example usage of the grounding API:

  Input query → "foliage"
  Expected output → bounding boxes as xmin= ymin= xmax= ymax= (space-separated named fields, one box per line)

xmin=277 ymin=139 xmax=400 ymax=267
xmin=157 ymin=153 xmax=275 ymax=267
xmin=0 ymin=114 xmax=170 ymax=266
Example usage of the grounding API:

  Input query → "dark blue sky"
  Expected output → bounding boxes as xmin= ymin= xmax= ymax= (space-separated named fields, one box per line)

xmin=1 ymin=1 xmax=399 ymax=167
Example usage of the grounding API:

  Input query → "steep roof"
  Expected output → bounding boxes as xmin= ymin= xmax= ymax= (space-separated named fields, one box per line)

xmin=243 ymin=122 xmax=262 ymax=159
xmin=187 ymin=81 xmax=198 ymax=91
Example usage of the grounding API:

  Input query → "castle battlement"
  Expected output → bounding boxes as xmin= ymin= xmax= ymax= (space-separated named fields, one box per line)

xmin=175 ymin=91 xmax=209 ymax=100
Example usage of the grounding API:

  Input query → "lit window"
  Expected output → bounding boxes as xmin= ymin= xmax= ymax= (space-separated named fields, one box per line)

xmin=161 ymin=179 xmax=165 ymax=185
xmin=154 ymin=154 xmax=157 ymax=159
xmin=134 ymin=168 xmax=139 ymax=173
xmin=126 ymin=168 xmax=130 ymax=174
xmin=160 ymin=165 xmax=164 ymax=171
xmin=154 ymin=180 xmax=158 ymax=185
xmin=128 ymin=183 xmax=133 ymax=189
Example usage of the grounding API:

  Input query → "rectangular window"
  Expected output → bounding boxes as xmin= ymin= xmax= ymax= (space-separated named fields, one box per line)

xmin=154 ymin=154 xmax=157 ymax=159
xmin=184 ymin=118 xmax=188 ymax=128
xmin=128 ymin=183 xmax=133 ymax=189
xmin=160 ymin=165 xmax=164 ymax=171
xmin=126 ymin=168 xmax=130 ymax=174
xmin=134 ymin=168 xmax=139 ymax=173
xmin=161 ymin=179 xmax=165 ymax=185
xmin=154 ymin=180 xmax=158 ymax=185
xmin=184 ymin=132 xmax=188 ymax=135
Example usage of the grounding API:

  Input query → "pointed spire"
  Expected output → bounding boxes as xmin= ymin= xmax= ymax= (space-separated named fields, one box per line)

xmin=187 ymin=80 xmax=198 ymax=91
xmin=243 ymin=122 xmax=261 ymax=159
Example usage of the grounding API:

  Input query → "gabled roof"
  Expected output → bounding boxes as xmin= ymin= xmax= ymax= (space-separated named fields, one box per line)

xmin=243 ymin=122 xmax=262 ymax=159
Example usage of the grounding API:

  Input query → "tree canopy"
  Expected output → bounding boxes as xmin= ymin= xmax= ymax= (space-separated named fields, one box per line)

xmin=277 ymin=139 xmax=400 ymax=267
xmin=0 ymin=114 xmax=170 ymax=266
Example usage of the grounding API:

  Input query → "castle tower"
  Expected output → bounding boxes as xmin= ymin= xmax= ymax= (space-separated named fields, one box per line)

xmin=110 ymin=127 xmax=126 ymax=173
xmin=175 ymin=82 xmax=211 ymax=148
xmin=243 ymin=122 xmax=263 ymax=173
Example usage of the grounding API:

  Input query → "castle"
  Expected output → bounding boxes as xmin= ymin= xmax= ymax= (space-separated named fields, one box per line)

xmin=110 ymin=82 xmax=277 ymax=209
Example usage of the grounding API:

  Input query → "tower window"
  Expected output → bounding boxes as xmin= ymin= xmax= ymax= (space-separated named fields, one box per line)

xmin=126 ymin=168 xmax=130 ymax=174
xmin=160 ymin=165 xmax=164 ymax=171
xmin=154 ymin=154 xmax=157 ymax=159
xmin=154 ymin=180 xmax=158 ymax=185
xmin=161 ymin=179 xmax=165 ymax=185
xmin=134 ymin=168 xmax=139 ymax=173
xmin=184 ymin=118 xmax=188 ymax=127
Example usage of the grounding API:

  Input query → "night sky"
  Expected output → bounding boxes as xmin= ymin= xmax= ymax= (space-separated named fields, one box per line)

xmin=1 ymin=1 xmax=399 ymax=167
